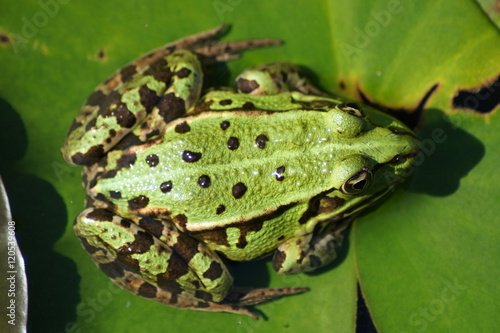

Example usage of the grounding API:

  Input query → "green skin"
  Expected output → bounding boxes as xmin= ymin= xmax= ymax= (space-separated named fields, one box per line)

xmin=61 ymin=25 xmax=419 ymax=318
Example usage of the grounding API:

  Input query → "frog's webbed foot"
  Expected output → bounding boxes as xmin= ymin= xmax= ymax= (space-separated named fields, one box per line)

xmin=114 ymin=273 xmax=307 ymax=319
xmin=273 ymin=218 xmax=352 ymax=275
xmin=226 ymin=286 xmax=309 ymax=306
xmin=137 ymin=24 xmax=282 ymax=65
xmin=113 ymin=269 xmax=264 ymax=319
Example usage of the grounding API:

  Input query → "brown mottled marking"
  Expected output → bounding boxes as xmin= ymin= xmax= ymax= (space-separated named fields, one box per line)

xmin=116 ymin=152 xmax=137 ymax=169
xmin=137 ymin=282 xmax=157 ymax=298
xmin=172 ymin=233 xmax=200 ymax=262
xmin=202 ymin=261 xmax=223 ymax=280
xmin=119 ymin=231 xmax=154 ymax=254
xmin=167 ymin=292 xmax=179 ymax=305
xmin=174 ymin=214 xmax=188 ymax=230
xmin=102 ymin=103 xmax=137 ymax=128
xmin=143 ymin=57 xmax=172 ymax=83
xmin=156 ymin=276 xmax=184 ymax=296
xmin=236 ymin=220 xmax=264 ymax=249
xmin=157 ymin=93 xmax=186 ymax=122
xmin=236 ymin=78 xmax=259 ymax=93
xmin=191 ymin=228 xmax=230 ymax=247
xmin=139 ymin=85 xmax=160 ymax=111
xmin=175 ymin=67 xmax=192 ymax=78
xmin=86 ymin=208 xmax=115 ymax=222
xmin=78 ymin=236 xmax=101 ymax=254
xmin=101 ymin=169 xmax=117 ymax=179
xmin=158 ymin=256 xmax=189 ymax=285
xmin=71 ymin=144 xmax=104 ymax=165
xmin=196 ymin=203 xmax=296 ymax=248
xmin=298 ymin=189 xmax=348 ymax=225
xmin=119 ymin=64 xmax=138 ymax=83
xmin=196 ymin=301 xmax=211 ymax=308
xmin=220 ymin=121 xmax=230 ymax=130
xmin=175 ymin=121 xmax=191 ymax=133
xmin=114 ymin=252 xmax=141 ymax=272
xmin=113 ymin=134 xmax=142 ymax=151
xmin=139 ymin=217 xmax=166 ymax=238
xmin=99 ymin=261 xmax=125 ymax=279
xmin=95 ymin=193 xmax=117 ymax=210
xmin=85 ymin=117 xmax=98 ymax=132
xmin=272 ymin=249 xmax=286 ymax=272
xmin=128 ymin=195 xmax=150 ymax=210
xmin=194 ymin=290 xmax=213 ymax=302
xmin=120 ymin=219 xmax=131 ymax=228
xmin=85 ymin=90 xmax=107 ymax=106
xmin=317 ymin=196 xmax=346 ymax=214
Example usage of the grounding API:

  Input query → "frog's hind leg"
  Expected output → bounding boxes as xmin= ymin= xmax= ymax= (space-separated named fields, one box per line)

xmin=74 ymin=209 xmax=235 ymax=307
xmin=62 ymin=49 xmax=204 ymax=166
xmin=111 ymin=267 xmax=266 ymax=318
xmin=235 ymin=62 xmax=328 ymax=96
xmin=73 ymin=208 xmax=306 ymax=318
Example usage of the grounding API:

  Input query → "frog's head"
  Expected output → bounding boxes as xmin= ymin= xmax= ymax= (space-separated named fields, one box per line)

xmin=320 ymin=102 xmax=420 ymax=217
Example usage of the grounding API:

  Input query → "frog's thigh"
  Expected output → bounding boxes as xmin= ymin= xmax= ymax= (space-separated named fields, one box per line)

xmin=273 ymin=223 xmax=346 ymax=275
xmin=62 ymin=50 xmax=203 ymax=165
xmin=130 ymin=49 xmax=204 ymax=140
xmin=74 ymin=208 xmax=233 ymax=303
xmin=235 ymin=62 xmax=324 ymax=96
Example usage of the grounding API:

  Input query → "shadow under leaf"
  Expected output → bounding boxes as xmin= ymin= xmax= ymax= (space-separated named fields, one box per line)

xmin=409 ymin=109 xmax=485 ymax=196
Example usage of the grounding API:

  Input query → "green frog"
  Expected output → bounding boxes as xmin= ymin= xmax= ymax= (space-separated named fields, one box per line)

xmin=61 ymin=25 xmax=419 ymax=318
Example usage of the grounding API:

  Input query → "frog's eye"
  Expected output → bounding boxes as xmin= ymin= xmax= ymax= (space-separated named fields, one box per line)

xmin=341 ymin=169 xmax=372 ymax=194
xmin=336 ymin=102 xmax=365 ymax=118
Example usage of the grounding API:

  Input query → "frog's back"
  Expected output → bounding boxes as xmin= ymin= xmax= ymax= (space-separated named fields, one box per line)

xmin=91 ymin=108 xmax=361 ymax=229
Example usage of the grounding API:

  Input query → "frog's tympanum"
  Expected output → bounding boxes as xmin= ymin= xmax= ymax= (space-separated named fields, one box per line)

xmin=62 ymin=25 xmax=419 ymax=318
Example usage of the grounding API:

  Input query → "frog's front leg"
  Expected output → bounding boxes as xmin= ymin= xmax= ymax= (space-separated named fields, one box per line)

xmin=235 ymin=62 xmax=327 ymax=96
xmin=74 ymin=208 xmax=306 ymax=318
xmin=273 ymin=219 xmax=352 ymax=275
xmin=61 ymin=49 xmax=203 ymax=166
